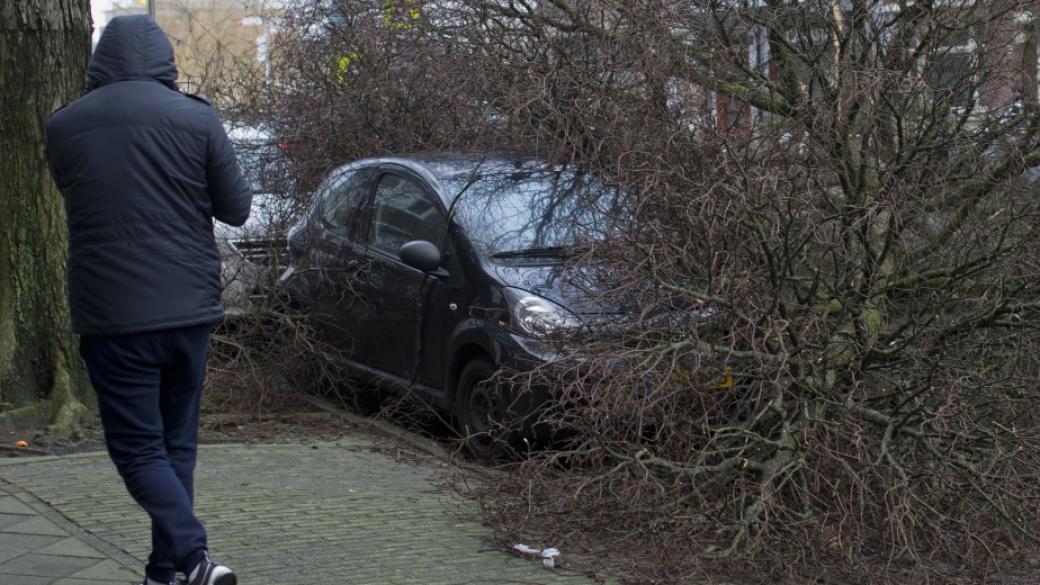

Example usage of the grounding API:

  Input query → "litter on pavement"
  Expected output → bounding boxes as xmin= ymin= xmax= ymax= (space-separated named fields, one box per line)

xmin=513 ymin=543 xmax=561 ymax=568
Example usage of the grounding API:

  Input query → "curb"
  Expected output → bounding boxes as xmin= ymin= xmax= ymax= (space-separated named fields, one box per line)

xmin=302 ymin=394 xmax=455 ymax=460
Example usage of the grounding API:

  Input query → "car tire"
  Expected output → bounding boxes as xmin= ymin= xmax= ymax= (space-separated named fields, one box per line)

xmin=454 ymin=357 xmax=517 ymax=460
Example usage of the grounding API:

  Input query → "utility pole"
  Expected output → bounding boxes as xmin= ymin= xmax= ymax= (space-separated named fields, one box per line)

xmin=147 ymin=0 xmax=155 ymax=18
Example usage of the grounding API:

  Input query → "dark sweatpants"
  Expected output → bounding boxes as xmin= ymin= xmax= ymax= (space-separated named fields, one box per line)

xmin=79 ymin=323 xmax=211 ymax=583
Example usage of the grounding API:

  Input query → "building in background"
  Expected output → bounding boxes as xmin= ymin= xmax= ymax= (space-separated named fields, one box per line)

xmin=716 ymin=2 xmax=1040 ymax=134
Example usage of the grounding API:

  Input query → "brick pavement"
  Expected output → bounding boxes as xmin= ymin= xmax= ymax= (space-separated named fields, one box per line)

xmin=0 ymin=487 xmax=141 ymax=584
xmin=0 ymin=439 xmax=593 ymax=585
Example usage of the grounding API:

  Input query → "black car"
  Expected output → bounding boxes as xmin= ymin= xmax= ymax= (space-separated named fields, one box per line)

xmin=279 ymin=153 xmax=621 ymax=458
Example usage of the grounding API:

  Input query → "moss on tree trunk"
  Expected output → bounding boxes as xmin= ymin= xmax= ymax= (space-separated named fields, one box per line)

xmin=0 ymin=0 xmax=92 ymax=438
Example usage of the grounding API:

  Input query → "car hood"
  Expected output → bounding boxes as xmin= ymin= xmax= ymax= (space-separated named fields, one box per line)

xmin=484 ymin=259 xmax=720 ymax=334
xmin=483 ymin=259 xmax=615 ymax=316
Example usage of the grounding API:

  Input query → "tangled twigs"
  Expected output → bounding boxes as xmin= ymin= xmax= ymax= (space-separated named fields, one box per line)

xmin=247 ymin=1 xmax=1040 ymax=583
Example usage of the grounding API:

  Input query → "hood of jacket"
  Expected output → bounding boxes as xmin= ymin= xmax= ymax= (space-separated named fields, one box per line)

xmin=87 ymin=15 xmax=177 ymax=91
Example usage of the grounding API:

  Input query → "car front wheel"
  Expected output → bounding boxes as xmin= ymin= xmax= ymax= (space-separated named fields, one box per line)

xmin=454 ymin=357 xmax=515 ymax=460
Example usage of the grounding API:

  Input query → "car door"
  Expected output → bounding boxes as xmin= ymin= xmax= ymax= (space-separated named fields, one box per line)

xmin=413 ymin=221 xmax=467 ymax=393
xmin=353 ymin=168 xmax=460 ymax=387
xmin=306 ymin=166 xmax=377 ymax=358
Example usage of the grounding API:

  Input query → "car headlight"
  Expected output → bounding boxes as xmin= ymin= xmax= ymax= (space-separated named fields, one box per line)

xmin=503 ymin=287 xmax=582 ymax=337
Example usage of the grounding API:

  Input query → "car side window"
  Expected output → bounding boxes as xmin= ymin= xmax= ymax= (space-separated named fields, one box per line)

xmin=367 ymin=173 xmax=446 ymax=257
xmin=321 ymin=169 xmax=373 ymax=238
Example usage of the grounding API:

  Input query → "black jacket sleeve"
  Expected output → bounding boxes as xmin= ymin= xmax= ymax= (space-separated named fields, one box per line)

xmin=205 ymin=110 xmax=252 ymax=227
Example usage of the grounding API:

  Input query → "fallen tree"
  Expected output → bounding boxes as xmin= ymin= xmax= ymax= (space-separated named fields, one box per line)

xmin=255 ymin=1 xmax=1040 ymax=581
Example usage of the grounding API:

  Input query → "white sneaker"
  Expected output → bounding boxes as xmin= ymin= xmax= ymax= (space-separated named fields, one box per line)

xmin=183 ymin=554 xmax=236 ymax=585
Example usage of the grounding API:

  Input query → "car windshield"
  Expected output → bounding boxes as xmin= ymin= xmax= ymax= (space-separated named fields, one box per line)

xmin=444 ymin=166 xmax=621 ymax=257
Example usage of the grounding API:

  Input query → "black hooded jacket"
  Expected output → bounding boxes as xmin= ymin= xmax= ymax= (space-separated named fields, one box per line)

xmin=46 ymin=15 xmax=251 ymax=335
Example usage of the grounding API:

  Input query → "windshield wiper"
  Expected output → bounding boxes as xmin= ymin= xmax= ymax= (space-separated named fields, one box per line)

xmin=490 ymin=246 xmax=571 ymax=259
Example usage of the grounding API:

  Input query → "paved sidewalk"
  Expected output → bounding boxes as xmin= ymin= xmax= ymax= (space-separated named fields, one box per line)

xmin=0 ymin=438 xmax=591 ymax=585
xmin=0 ymin=490 xmax=138 ymax=585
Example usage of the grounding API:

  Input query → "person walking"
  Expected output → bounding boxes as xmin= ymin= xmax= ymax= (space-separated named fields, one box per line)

xmin=45 ymin=14 xmax=251 ymax=585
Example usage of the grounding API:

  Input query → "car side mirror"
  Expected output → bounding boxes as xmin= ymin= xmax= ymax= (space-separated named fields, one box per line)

xmin=399 ymin=240 xmax=443 ymax=273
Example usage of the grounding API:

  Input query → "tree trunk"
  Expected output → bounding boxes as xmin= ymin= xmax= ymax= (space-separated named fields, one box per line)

xmin=0 ymin=0 xmax=92 ymax=436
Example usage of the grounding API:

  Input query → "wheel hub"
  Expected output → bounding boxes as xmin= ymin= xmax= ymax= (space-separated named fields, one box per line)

xmin=468 ymin=379 xmax=501 ymax=440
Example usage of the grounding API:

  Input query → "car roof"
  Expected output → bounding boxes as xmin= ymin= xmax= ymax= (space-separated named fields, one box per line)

xmin=334 ymin=152 xmax=556 ymax=206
